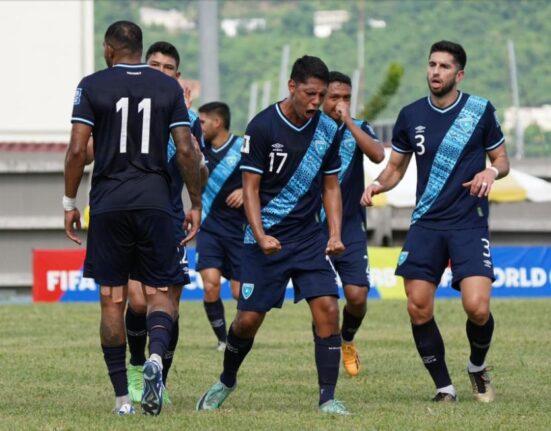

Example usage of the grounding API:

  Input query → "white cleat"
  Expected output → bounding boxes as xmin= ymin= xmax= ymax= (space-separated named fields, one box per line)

xmin=217 ymin=341 xmax=227 ymax=352
xmin=114 ymin=403 xmax=135 ymax=416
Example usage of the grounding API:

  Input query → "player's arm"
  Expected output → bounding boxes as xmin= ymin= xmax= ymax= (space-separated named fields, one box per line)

xmin=361 ymin=150 xmax=412 ymax=206
xmin=462 ymin=103 xmax=509 ymax=197
xmin=463 ymin=144 xmax=510 ymax=197
xmin=336 ymin=102 xmax=385 ymax=163
xmin=322 ymin=174 xmax=345 ymax=256
xmin=242 ymin=172 xmax=280 ymax=254
xmin=173 ymin=126 xmax=203 ymax=244
xmin=64 ymin=123 xmax=92 ymax=244
xmin=85 ymin=137 xmax=94 ymax=165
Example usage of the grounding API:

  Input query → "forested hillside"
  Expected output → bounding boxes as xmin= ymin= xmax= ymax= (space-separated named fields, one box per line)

xmin=95 ymin=0 xmax=551 ymax=131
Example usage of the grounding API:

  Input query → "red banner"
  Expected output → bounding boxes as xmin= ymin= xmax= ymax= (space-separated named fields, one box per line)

xmin=32 ymin=249 xmax=95 ymax=302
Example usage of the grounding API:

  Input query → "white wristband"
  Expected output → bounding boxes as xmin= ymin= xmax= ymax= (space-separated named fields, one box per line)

xmin=199 ymin=153 xmax=206 ymax=168
xmin=62 ymin=195 xmax=76 ymax=211
xmin=372 ymin=180 xmax=382 ymax=187
xmin=488 ymin=166 xmax=499 ymax=177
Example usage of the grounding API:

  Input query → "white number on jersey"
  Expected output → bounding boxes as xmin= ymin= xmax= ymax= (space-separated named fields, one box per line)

xmin=414 ymin=134 xmax=426 ymax=155
xmin=268 ymin=152 xmax=288 ymax=174
xmin=116 ymin=97 xmax=152 ymax=154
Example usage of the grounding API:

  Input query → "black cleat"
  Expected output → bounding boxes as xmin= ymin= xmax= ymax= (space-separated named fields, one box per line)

xmin=432 ymin=392 xmax=457 ymax=402
xmin=468 ymin=367 xmax=495 ymax=403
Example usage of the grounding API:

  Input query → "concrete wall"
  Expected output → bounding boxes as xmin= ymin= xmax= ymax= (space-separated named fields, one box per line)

xmin=0 ymin=0 xmax=94 ymax=142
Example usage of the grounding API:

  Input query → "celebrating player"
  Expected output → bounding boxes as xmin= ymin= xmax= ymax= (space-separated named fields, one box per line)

xmin=197 ymin=55 xmax=350 ymax=415
xmin=124 ymin=41 xmax=205 ymax=406
xmin=195 ymin=102 xmax=243 ymax=350
xmin=362 ymin=41 xmax=509 ymax=402
xmin=321 ymin=71 xmax=384 ymax=377
xmin=64 ymin=22 xmax=203 ymax=415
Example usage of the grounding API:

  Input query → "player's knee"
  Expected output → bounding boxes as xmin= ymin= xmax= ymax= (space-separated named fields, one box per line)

xmin=464 ymin=300 xmax=490 ymax=325
xmin=128 ymin=300 xmax=147 ymax=315
xmin=407 ymin=298 xmax=433 ymax=324
xmin=232 ymin=312 xmax=263 ymax=338
xmin=203 ymin=280 xmax=221 ymax=300
xmin=345 ymin=287 xmax=367 ymax=309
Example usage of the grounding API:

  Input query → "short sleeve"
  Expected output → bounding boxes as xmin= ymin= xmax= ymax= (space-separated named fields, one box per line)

xmin=71 ymin=79 xmax=95 ymax=127
xmin=169 ymin=84 xmax=191 ymax=129
xmin=322 ymin=131 xmax=342 ymax=175
xmin=240 ymin=118 xmax=269 ymax=175
xmin=483 ymin=102 xmax=505 ymax=151
xmin=391 ymin=109 xmax=412 ymax=154
xmin=361 ymin=121 xmax=380 ymax=141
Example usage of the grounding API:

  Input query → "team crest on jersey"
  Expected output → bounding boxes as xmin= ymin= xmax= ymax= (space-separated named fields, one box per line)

xmin=73 ymin=88 xmax=82 ymax=105
xmin=226 ymin=155 xmax=238 ymax=165
xmin=343 ymin=137 xmax=356 ymax=151
xmin=242 ymin=283 xmax=254 ymax=299
xmin=457 ymin=116 xmax=474 ymax=133
xmin=313 ymin=139 xmax=329 ymax=155
xmin=398 ymin=251 xmax=409 ymax=266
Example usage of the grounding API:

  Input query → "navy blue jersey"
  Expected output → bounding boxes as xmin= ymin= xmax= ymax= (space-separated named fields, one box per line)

xmin=200 ymin=134 xmax=245 ymax=239
xmin=240 ymin=103 xmax=341 ymax=244
xmin=71 ymin=64 xmax=190 ymax=215
xmin=392 ymin=92 xmax=505 ymax=229
xmin=167 ymin=108 xmax=202 ymax=223
xmin=321 ymin=119 xmax=379 ymax=243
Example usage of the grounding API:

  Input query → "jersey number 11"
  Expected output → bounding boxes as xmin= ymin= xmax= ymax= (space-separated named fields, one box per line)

xmin=116 ymin=97 xmax=151 ymax=154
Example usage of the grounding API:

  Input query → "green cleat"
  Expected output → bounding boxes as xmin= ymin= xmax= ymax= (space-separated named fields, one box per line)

xmin=196 ymin=381 xmax=235 ymax=411
xmin=163 ymin=388 xmax=172 ymax=406
xmin=127 ymin=364 xmax=144 ymax=403
xmin=319 ymin=399 xmax=350 ymax=416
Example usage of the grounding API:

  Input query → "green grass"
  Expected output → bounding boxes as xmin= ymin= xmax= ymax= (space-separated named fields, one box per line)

xmin=0 ymin=299 xmax=549 ymax=430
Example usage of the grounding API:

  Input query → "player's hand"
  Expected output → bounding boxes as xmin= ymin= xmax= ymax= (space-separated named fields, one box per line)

xmin=181 ymin=208 xmax=201 ymax=245
xmin=178 ymin=78 xmax=193 ymax=109
xmin=361 ymin=182 xmax=384 ymax=207
xmin=258 ymin=235 xmax=281 ymax=255
xmin=64 ymin=208 xmax=82 ymax=245
xmin=325 ymin=236 xmax=345 ymax=256
xmin=226 ymin=188 xmax=243 ymax=208
xmin=335 ymin=101 xmax=351 ymax=122
xmin=462 ymin=168 xmax=498 ymax=198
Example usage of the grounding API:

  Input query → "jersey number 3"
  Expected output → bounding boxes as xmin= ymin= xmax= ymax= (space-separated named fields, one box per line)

xmin=116 ymin=97 xmax=151 ymax=154
xmin=414 ymin=134 xmax=425 ymax=155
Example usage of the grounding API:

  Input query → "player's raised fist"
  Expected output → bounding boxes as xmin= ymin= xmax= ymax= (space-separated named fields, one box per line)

xmin=258 ymin=235 xmax=281 ymax=255
xmin=325 ymin=236 xmax=345 ymax=256
xmin=335 ymin=101 xmax=351 ymax=122
xmin=361 ymin=181 xmax=384 ymax=207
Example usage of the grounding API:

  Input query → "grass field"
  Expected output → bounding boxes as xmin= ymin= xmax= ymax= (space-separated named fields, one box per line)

xmin=1 ymin=299 xmax=550 ymax=430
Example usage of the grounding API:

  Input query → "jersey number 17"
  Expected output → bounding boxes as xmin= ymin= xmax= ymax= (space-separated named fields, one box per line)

xmin=116 ymin=97 xmax=151 ymax=154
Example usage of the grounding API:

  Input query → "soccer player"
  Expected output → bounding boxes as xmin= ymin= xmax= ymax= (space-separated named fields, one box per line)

xmin=195 ymin=102 xmax=243 ymax=350
xmin=362 ymin=41 xmax=509 ymax=402
xmin=64 ymin=21 xmax=203 ymax=415
xmin=321 ymin=71 xmax=384 ymax=377
xmin=124 ymin=41 xmax=205 ymax=405
xmin=197 ymin=55 xmax=350 ymax=415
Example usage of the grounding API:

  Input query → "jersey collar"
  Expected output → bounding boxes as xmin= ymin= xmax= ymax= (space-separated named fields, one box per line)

xmin=426 ymin=91 xmax=463 ymax=114
xmin=275 ymin=103 xmax=313 ymax=132
xmin=113 ymin=63 xmax=149 ymax=69
xmin=210 ymin=134 xmax=235 ymax=153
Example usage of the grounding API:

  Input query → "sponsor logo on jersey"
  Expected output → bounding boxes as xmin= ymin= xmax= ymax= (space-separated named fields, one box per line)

xmin=272 ymin=142 xmax=284 ymax=151
xmin=415 ymin=125 xmax=426 ymax=134
xmin=242 ymin=283 xmax=254 ymax=299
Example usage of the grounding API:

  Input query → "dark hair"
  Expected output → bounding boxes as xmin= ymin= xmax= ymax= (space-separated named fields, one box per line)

xmin=290 ymin=55 xmax=329 ymax=84
xmin=328 ymin=71 xmax=352 ymax=87
xmin=430 ymin=40 xmax=467 ymax=70
xmin=198 ymin=102 xmax=231 ymax=130
xmin=104 ymin=21 xmax=143 ymax=54
xmin=146 ymin=41 xmax=180 ymax=68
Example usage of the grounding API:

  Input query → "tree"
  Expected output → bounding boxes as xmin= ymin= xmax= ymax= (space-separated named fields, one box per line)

xmin=361 ymin=63 xmax=404 ymax=121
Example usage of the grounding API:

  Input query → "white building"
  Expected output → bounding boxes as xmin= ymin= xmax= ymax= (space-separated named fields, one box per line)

xmin=221 ymin=18 xmax=266 ymax=37
xmin=504 ymin=105 xmax=551 ymax=132
xmin=139 ymin=6 xmax=195 ymax=33
xmin=313 ymin=10 xmax=349 ymax=38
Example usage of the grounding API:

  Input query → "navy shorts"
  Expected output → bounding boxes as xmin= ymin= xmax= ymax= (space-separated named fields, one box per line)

xmin=329 ymin=237 xmax=370 ymax=289
xmin=395 ymin=225 xmax=495 ymax=290
xmin=238 ymin=232 xmax=339 ymax=312
xmin=196 ymin=229 xmax=242 ymax=281
xmin=84 ymin=210 xmax=189 ymax=288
